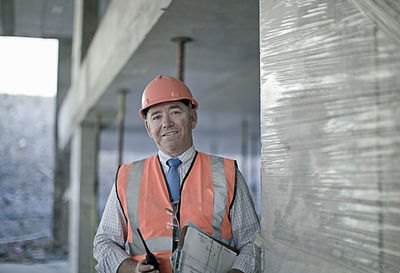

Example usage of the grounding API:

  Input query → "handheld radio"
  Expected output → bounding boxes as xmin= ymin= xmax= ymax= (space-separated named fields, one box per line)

xmin=136 ymin=228 xmax=160 ymax=270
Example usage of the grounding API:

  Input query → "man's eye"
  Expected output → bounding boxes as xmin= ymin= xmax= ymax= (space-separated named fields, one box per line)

xmin=152 ymin=115 xmax=161 ymax=120
xmin=171 ymin=111 xmax=181 ymax=115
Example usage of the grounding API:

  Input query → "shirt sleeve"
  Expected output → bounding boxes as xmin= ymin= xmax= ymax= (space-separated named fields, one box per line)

xmin=230 ymin=169 xmax=262 ymax=273
xmin=93 ymin=183 xmax=131 ymax=273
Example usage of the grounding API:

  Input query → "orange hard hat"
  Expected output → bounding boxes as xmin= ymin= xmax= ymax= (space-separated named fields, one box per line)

xmin=139 ymin=75 xmax=198 ymax=119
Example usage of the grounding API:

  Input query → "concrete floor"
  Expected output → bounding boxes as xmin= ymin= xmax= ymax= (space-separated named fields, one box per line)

xmin=0 ymin=260 xmax=69 ymax=273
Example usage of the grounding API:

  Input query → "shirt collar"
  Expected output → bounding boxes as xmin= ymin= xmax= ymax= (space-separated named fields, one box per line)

xmin=158 ymin=146 xmax=196 ymax=168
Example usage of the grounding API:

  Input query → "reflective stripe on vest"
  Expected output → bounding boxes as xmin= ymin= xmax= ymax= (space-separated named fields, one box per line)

xmin=125 ymin=159 xmax=172 ymax=255
xmin=179 ymin=154 xmax=235 ymax=242
xmin=116 ymin=152 xmax=236 ymax=270
xmin=210 ymin=155 xmax=230 ymax=240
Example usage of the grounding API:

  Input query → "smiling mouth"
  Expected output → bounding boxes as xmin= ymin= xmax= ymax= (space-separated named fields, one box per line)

xmin=163 ymin=131 xmax=178 ymax=137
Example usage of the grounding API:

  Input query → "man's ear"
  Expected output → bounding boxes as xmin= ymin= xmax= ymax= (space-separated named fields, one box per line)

xmin=191 ymin=109 xmax=198 ymax=129
xmin=144 ymin=120 xmax=152 ymax=137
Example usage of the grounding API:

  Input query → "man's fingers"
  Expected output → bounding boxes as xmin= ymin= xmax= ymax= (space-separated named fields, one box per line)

xmin=137 ymin=259 xmax=158 ymax=272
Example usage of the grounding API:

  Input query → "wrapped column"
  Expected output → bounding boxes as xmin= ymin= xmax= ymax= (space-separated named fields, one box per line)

xmin=259 ymin=0 xmax=400 ymax=272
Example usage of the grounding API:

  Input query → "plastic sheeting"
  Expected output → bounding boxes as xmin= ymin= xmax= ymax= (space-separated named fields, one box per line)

xmin=258 ymin=0 xmax=400 ymax=272
xmin=351 ymin=0 xmax=400 ymax=46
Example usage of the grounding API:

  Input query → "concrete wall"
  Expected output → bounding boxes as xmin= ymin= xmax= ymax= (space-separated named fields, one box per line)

xmin=259 ymin=1 xmax=400 ymax=272
xmin=0 ymin=95 xmax=54 ymax=245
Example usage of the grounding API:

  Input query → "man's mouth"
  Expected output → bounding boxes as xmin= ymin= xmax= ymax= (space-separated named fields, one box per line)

xmin=162 ymin=131 xmax=178 ymax=137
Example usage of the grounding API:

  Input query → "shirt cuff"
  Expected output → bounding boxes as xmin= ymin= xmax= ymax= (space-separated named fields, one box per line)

xmin=95 ymin=245 xmax=131 ymax=273
xmin=232 ymin=244 xmax=261 ymax=273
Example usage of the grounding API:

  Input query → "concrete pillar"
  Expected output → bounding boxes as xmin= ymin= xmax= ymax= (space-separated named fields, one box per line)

xmin=0 ymin=0 xmax=15 ymax=35
xmin=81 ymin=0 xmax=99 ymax=62
xmin=53 ymin=38 xmax=72 ymax=253
xmin=259 ymin=1 xmax=400 ymax=272
xmin=68 ymin=2 xmax=100 ymax=271
xmin=71 ymin=0 xmax=98 ymax=82
xmin=99 ymin=0 xmax=111 ymax=21
xmin=69 ymin=122 xmax=99 ymax=273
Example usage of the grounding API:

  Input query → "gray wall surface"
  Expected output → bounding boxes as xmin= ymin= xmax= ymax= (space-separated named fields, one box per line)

xmin=259 ymin=0 xmax=400 ymax=272
xmin=0 ymin=94 xmax=54 ymax=246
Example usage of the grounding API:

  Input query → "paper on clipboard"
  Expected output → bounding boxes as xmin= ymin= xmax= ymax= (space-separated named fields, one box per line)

xmin=171 ymin=223 xmax=238 ymax=273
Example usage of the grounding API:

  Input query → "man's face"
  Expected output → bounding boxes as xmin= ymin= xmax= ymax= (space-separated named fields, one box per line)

xmin=145 ymin=101 xmax=197 ymax=157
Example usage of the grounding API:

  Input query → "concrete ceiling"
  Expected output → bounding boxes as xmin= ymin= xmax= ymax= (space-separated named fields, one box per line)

xmin=0 ymin=0 xmax=74 ymax=38
xmin=1 ymin=0 xmax=260 ymax=158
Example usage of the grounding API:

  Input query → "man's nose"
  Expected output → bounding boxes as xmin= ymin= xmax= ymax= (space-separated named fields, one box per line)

xmin=162 ymin=114 xmax=173 ymax=127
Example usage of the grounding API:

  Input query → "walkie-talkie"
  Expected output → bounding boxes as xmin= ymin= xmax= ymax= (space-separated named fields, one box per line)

xmin=136 ymin=228 xmax=159 ymax=270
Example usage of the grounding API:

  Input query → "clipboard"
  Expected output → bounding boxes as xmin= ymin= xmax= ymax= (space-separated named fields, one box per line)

xmin=171 ymin=223 xmax=238 ymax=273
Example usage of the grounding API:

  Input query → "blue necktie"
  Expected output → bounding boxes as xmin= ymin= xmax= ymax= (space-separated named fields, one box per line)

xmin=166 ymin=158 xmax=182 ymax=202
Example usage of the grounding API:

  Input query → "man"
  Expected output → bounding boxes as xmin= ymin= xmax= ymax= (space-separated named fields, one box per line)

xmin=94 ymin=75 xmax=261 ymax=273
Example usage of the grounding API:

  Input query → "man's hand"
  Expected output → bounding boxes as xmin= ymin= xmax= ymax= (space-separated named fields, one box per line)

xmin=117 ymin=258 xmax=159 ymax=273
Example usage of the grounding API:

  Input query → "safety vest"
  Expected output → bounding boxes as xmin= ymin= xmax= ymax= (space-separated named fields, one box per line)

xmin=116 ymin=152 xmax=236 ymax=273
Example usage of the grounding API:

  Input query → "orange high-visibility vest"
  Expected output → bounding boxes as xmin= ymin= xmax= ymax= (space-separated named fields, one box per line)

xmin=116 ymin=152 xmax=236 ymax=273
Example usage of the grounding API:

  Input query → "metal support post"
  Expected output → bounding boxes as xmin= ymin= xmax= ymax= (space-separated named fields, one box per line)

xmin=171 ymin=37 xmax=192 ymax=82
xmin=118 ymin=89 xmax=127 ymax=166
